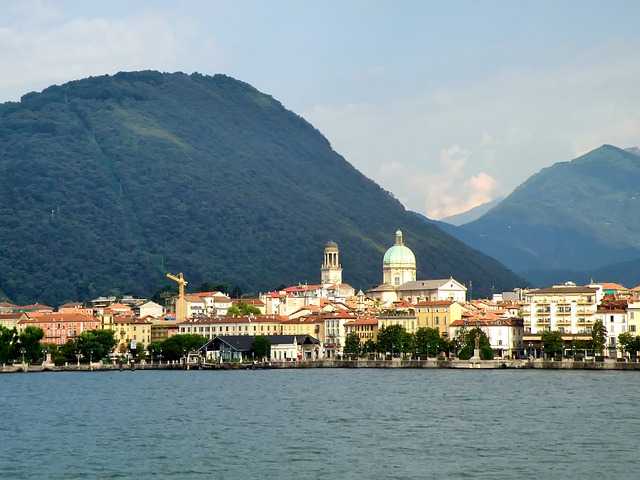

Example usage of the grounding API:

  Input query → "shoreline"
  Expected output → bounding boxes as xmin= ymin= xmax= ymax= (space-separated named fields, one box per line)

xmin=3 ymin=358 xmax=640 ymax=373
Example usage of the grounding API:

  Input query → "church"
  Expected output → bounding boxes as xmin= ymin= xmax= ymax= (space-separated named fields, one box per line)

xmin=367 ymin=230 xmax=467 ymax=305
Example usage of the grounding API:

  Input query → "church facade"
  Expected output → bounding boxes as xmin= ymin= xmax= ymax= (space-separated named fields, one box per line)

xmin=367 ymin=230 xmax=467 ymax=305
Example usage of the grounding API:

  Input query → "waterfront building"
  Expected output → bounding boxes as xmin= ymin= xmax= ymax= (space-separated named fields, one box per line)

xmin=187 ymin=291 xmax=233 ymax=316
xmin=150 ymin=319 xmax=179 ymax=343
xmin=101 ymin=314 xmax=152 ymax=352
xmin=320 ymin=311 xmax=357 ymax=358
xmin=595 ymin=299 xmax=628 ymax=357
xmin=415 ymin=300 xmax=463 ymax=337
xmin=449 ymin=314 xmax=524 ymax=358
xmin=522 ymin=284 xmax=602 ymax=335
xmin=178 ymin=315 xmax=285 ymax=338
xmin=378 ymin=310 xmax=418 ymax=334
xmin=367 ymin=230 xmax=466 ymax=305
xmin=281 ymin=315 xmax=324 ymax=340
xmin=199 ymin=335 xmax=321 ymax=362
xmin=0 ymin=312 xmax=27 ymax=330
xmin=18 ymin=312 xmax=100 ymax=345
xmin=344 ymin=317 xmax=378 ymax=342
xmin=628 ymin=302 xmax=640 ymax=335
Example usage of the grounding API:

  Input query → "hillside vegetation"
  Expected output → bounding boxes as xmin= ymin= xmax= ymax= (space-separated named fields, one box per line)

xmin=0 ymin=71 xmax=522 ymax=304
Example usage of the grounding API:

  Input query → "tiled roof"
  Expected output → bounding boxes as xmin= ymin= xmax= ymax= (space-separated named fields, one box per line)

xmin=598 ymin=282 xmax=627 ymax=290
xmin=345 ymin=317 xmax=378 ymax=326
xmin=528 ymin=287 xmax=598 ymax=294
xmin=414 ymin=300 xmax=455 ymax=307
xmin=21 ymin=312 xmax=97 ymax=323
xmin=179 ymin=315 xmax=287 ymax=325
xmin=450 ymin=317 xmax=523 ymax=327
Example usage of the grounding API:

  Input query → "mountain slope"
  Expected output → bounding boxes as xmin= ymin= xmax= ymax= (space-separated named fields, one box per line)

xmin=0 ymin=71 xmax=522 ymax=304
xmin=454 ymin=145 xmax=640 ymax=277
xmin=440 ymin=197 xmax=503 ymax=226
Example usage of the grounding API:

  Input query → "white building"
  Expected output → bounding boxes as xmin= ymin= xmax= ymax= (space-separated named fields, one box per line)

xmin=595 ymin=305 xmax=628 ymax=358
xmin=522 ymin=285 xmax=601 ymax=334
xmin=135 ymin=300 xmax=164 ymax=318
xmin=449 ymin=315 xmax=524 ymax=358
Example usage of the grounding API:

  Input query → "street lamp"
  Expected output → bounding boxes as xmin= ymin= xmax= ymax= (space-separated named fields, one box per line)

xmin=76 ymin=350 xmax=81 ymax=367
xmin=20 ymin=347 xmax=26 ymax=365
xmin=89 ymin=349 xmax=93 ymax=371
xmin=159 ymin=348 xmax=163 ymax=366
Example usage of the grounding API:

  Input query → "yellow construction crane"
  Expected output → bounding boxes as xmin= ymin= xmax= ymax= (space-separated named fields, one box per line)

xmin=166 ymin=272 xmax=188 ymax=322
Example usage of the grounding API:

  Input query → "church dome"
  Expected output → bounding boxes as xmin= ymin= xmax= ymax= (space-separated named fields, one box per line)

xmin=383 ymin=230 xmax=416 ymax=266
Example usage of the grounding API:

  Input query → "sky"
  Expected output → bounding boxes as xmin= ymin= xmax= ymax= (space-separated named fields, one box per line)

xmin=2 ymin=0 xmax=640 ymax=219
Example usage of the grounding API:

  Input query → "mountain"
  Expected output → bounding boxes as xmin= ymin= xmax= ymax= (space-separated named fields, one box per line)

xmin=440 ymin=197 xmax=503 ymax=226
xmin=0 ymin=71 xmax=522 ymax=304
xmin=446 ymin=145 xmax=640 ymax=284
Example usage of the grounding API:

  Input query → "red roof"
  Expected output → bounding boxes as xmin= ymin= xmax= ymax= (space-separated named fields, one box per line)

xmin=21 ymin=312 xmax=97 ymax=324
xmin=179 ymin=315 xmax=287 ymax=325
xmin=450 ymin=316 xmax=522 ymax=327
xmin=414 ymin=300 xmax=454 ymax=307
xmin=345 ymin=317 xmax=378 ymax=326
xmin=599 ymin=282 xmax=627 ymax=290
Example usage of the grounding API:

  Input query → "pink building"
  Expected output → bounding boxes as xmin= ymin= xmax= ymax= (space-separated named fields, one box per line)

xmin=18 ymin=312 xmax=101 ymax=345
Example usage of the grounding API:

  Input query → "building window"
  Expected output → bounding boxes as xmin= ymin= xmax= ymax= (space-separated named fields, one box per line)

xmin=631 ymin=325 xmax=637 ymax=332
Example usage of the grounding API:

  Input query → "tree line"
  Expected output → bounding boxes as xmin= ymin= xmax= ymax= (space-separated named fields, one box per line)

xmin=343 ymin=325 xmax=495 ymax=360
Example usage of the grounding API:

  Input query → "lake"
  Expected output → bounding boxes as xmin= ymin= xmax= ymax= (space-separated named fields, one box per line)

xmin=1 ymin=369 xmax=638 ymax=479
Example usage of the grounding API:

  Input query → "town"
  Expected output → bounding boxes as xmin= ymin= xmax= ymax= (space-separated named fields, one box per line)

xmin=2 ymin=229 xmax=640 ymax=369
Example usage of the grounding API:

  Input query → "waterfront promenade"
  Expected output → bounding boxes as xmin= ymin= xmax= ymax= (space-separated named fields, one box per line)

xmin=4 ymin=358 xmax=640 ymax=373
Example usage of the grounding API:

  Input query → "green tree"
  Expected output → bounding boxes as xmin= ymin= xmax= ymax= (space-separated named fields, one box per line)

xmin=457 ymin=327 xmax=494 ymax=360
xmin=541 ymin=330 xmax=564 ymax=359
xmin=0 ymin=326 xmax=18 ymax=364
xmin=415 ymin=327 xmax=442 ymax=357
xmin=617 ymin=332 xmax=634 ymax=358
xmin=362 ymin=339 xmax=377 ymax=355
xmin=399 ymin=330 xmax=415 ymax=356
xmin=377 ymin=325 xmax=407 ymax=356
xmin=161 ymin=334 xmax=208 ymax=361
xmin=344 ymin=332 xmax=361 ymax=358
xmin=18 ymin=326 xmax=44 ymax=363
xmin=76 ymin=329 xmax=116 ymax=362
xmin=591 ymin=320 xmax=607 ymax=356
xmin=251 ymin=336 xmax=271 ymax=360
xmin=227 ymin=302 xmax=261 ymax=316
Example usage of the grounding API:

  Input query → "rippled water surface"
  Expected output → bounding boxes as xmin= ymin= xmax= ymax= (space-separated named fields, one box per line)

xmin=1 ymin=369 xmax=639 ymax=479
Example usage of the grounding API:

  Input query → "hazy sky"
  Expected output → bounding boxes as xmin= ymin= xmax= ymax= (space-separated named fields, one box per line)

xmin=2 ymin=1 xmax=640 ymax=218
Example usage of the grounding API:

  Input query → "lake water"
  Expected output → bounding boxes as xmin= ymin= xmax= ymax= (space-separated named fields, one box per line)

xmin=1 ymin=369 xmax=639 ymax=479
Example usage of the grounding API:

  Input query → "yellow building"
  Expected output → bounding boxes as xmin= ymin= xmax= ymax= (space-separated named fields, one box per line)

xmin=415 ymin=300 xmax=463 ymax=337
xmin=344 ymin=317 xmax=378 ymax=342
xmin=178 ymin=315 xmax=285 ymax=339
xmin=628 ymin=302 xmax=640 ymax=336
xmin=150 ymin=319 xmax=179 ymax=343
xmin=101 ymin=314 xmax=152 ymax=352
xmin=377 ymin=312 xmax=418 ymax=333
xmin=281 ymin=316 xmax=324 ymax=340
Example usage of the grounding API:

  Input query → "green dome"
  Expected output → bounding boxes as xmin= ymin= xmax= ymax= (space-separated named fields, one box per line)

xmin=383 ymin=230 xmax=416 ymax=266
xmin=383 ymin=245 xmax=416 ymax=265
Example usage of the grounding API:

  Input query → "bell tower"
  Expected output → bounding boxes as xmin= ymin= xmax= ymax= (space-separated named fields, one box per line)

xmin=321 ymin=241 xmax=343 ymax=285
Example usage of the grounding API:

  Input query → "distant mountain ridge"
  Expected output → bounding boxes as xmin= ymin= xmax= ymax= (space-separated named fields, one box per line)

xmin=440 ymin=197 xmax=503 ymax=226
xmin=442 ymin=144 xmax=640 ymax=286
xmin=0 ymin=71 xmax=523 ymax=304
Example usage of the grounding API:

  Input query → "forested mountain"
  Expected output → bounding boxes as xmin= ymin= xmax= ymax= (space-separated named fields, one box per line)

xmin=0 ymin=71 xmax=522 ymax=304
xmin=444 ymin=145 xmax=640 ymax=285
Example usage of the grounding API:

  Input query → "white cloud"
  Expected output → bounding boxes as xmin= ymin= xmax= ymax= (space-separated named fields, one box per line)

xmin=304 ymin=42 xmax=640 ymax=219
xmin=0 ymin=1 xmax=222 ymax=101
